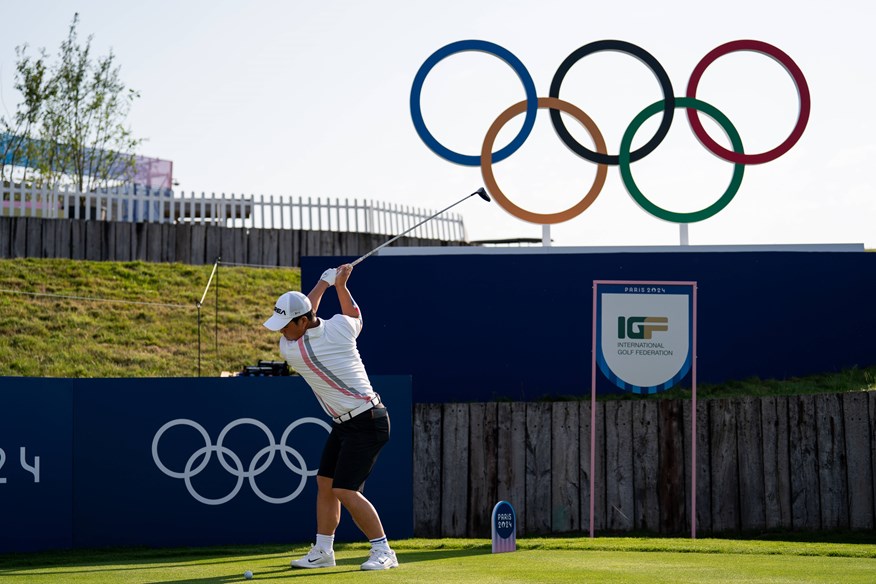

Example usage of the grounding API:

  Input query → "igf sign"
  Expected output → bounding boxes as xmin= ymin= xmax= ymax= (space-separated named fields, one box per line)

xmin=589 ymin=280 xmax=700 ymax=540
xmin=594 ymin=281 xmax=696 ymax=394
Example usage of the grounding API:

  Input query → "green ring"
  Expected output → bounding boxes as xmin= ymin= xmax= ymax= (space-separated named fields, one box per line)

xmin=619 ymin=97 xmax=745 ymax=223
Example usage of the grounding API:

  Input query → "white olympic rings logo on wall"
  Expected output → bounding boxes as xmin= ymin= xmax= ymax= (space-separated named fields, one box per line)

xmin=152 ymin=417 xmax=331 ymax=505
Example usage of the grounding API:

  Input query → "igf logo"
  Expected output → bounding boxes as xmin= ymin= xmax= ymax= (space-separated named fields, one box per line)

xmin=618 ymin=316 xmax=669 ymax=339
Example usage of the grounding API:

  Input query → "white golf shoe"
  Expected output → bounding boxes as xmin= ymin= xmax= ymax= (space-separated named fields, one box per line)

xmin=290 ymin=545 xmax=336 ymax=569
xmin=360 ymin=547 xmax=399 ymax=570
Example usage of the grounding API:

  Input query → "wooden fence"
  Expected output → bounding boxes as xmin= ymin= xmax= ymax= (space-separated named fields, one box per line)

xmin=412 ymin=393 xmax=876 ymax=537
xmin=0 ymin=217 xmax=465 ymax=266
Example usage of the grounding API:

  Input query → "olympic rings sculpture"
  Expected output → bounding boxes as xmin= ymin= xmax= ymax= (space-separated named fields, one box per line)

xmin=152 ymin=417 xmax=331 ymax=505
xmin=410 ymin=39 xmax=810 ymax=224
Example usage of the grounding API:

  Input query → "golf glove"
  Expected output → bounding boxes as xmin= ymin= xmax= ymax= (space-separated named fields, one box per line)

xmin=320 ymin=268 xmax=337 ymax=286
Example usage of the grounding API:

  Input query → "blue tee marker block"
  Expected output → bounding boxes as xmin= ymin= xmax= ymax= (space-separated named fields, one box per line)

xmin=491 ymin=501 xmax=516 ymax=553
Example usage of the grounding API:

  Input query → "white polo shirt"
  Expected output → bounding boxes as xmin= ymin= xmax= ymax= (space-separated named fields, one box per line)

xmin=279 ymin=314 xmax=376 ymax=418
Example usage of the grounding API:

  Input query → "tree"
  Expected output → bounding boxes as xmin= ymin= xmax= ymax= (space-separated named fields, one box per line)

xmin=1 ymin=13 xmax=142 ymax=191
xmin=0 ymin=44 xmax=52 ymax=186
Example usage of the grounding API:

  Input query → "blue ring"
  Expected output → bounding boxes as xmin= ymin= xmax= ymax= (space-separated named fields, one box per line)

xmin=410 ymin=40 xmax=538 ymax=166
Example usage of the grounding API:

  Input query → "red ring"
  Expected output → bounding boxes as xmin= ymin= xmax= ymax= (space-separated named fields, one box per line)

xmin=686 ymin=40 xmax=810 ymax=165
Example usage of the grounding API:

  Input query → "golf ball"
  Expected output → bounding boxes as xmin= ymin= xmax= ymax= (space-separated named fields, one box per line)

xmin=244 ymin=569 xmax=253 ymax=580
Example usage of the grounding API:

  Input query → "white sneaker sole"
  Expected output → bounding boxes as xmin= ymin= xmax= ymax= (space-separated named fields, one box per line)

xmin=291 ymin=561 xmax=335 ymax=569
xmin=291 ymin=557 xmax=335 ymax=569
xmin=361 ymin=561 xmax=398 ymax=571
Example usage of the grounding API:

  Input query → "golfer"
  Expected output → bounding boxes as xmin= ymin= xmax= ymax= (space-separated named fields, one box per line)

xmin=263 ymin=263 xmax=398 ymax=571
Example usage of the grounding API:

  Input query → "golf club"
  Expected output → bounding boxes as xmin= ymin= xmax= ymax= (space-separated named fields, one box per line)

xmin=350 ymin=187 xmax=491 ymax=266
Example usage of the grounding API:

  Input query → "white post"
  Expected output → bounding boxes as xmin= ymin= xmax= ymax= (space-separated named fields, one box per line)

xmin=270 ymin=194 xmax=276 ymax=230
xmin=268 ymin=194 xmax=275 ymax=229
xmin=679 ymin=223 xmax=689 ymax=246
xmin=106 ymin=186 xmax=114 ymax=222
xmin=354 ymin=199 xmax=359 ymax=232
xmin=329 ymin=197 xmax=335 ymax=231
xmin=36 ymin=185 xmax=45 ymax=218
xmin=259 ymin=194 xmax=265 ymax=229
xmin=137 ymin=186 xmax=147 ymax=223
xmin=377 ymin=201 xmax=383 ymax=234
xmin=29 ymin=184 xmax=38 ymax=217
xmin=317 ymin=197 xmax=323 ymax=231
xmin=306 ymin=196 xmax=312 ymax=230
xmin=542 ymin=224 xmax=551 ymax=247
xmin=280 ymin=194 xmax=286 ymax=230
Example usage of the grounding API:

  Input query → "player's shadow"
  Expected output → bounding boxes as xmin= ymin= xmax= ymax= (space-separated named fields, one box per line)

xmin=396 ymin=548 xmax=491 ymax=564
xmin=143 ymin=548 xmax=493 ymax=582
xmin=278 ymin=549 xmax=493 ymax=579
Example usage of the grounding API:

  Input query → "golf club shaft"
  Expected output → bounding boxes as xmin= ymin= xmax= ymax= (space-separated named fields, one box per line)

xmin=351 ymin=188 xmax=484 ymax=266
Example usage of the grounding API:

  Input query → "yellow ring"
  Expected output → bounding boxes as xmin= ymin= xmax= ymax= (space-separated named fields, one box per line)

xmin=480 ymin=97 xmax=608 ymax=225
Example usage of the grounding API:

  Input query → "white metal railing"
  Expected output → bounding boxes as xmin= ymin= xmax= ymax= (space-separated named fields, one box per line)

xmin=0 ymin=184 xmax=467 ymax=241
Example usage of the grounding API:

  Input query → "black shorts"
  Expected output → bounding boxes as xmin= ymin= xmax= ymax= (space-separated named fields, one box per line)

xmin=318 ymin=406 xmax=390 ymax=491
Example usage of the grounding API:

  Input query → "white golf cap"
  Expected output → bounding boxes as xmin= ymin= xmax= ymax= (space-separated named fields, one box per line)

xmin=263 ymin=291 xmax=312 ymax=331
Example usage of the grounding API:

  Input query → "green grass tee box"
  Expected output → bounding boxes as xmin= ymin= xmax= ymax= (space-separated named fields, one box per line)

xmin=1 ymin=537 xmax=875 ymax=583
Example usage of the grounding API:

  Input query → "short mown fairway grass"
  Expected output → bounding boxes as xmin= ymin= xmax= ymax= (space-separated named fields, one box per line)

xmin=1 ymin=537 xmax=875 ymax=583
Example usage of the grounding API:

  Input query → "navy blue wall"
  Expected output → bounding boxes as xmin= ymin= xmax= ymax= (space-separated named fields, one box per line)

xmin=0 ymin=376 xmax=412 ymax=552
xmin=0 ymin=382 xmax=73 ymax=552
xmin=303 ymin=249 xmax=876 ymax=403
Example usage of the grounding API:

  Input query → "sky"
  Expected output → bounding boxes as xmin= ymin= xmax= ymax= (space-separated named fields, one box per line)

xmin=1 ymin=0 xmax=873 ymax=248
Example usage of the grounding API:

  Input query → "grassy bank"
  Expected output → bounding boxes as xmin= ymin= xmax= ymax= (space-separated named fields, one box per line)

xmin=1 ymin=258 xmax=875 ymax=396
xmin=0 ymin=258 xmax=298 ymax=377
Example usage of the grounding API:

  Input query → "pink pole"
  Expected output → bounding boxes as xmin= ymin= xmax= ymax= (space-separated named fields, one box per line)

xmin=691 ymin=284 xmax=698 ymax=539
xmin=590 ymin=283 xmax=597 ymax=538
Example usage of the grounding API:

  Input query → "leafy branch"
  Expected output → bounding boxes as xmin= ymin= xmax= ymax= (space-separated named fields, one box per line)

xmin=0 ymin=13 xmax=142 ymax=192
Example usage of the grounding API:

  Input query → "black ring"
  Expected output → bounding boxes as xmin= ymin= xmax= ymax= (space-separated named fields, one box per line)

xmin=549 ymin=40 xmax=675 ymax=165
